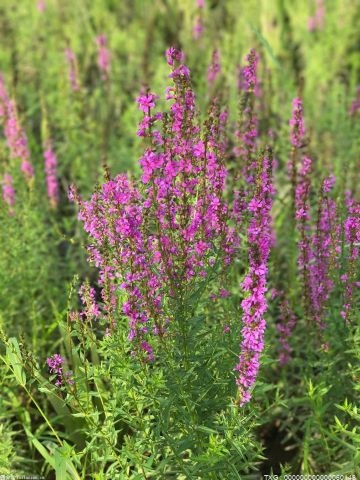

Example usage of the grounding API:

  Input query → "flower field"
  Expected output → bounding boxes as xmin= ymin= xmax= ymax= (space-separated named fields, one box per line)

xmin=0 ymin=0 xmax=359 ymax=478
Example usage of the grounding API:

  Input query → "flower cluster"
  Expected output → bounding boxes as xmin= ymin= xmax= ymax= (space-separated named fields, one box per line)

xmin=0 ymin=74 xmax=35 ymax=185
xmin=43 ymin=141 xmax=59 ymax=208
xmin=2 ymin=173 xmax=16 ymax=212
xmin=79 ymin=282 xmax=101 ymax=320
xmin=96 ymin=34 xmax=111 ymax=81
xmin=235 ymin=148 xmax=274 ymax=405
xmin=193 ymin=0 xmax=205 ymax=40
xmin=295 ymin=155 xmax=313 ymax=316
xmin=289 ymin=98 xmax=305 ymax=149
xmin=65 ymin=48 xmax=80 ymax=92
xmin=240 ymin=49 xmax=259 ymax=94
xmin=207 ymin=49 xmax=221 ymax=85
xmin=76 ymin=48 xmax=237 ymax=361
xmin=309 ymin=177 xmax=340 ymax=327
xmin=294 ymin=153 xmax=340 ymax=329
xmin=234 ymin=49 xmax=260 ymax=186
xmin=47 ymin=354 xmax=73 ymax=387
xmin=341 ymin=195 xmax=360 ymax=322
xmin=308 ymin=0 xmax=325 ymax=32
xmin=37 ymin=0 xmax=46 ymax=12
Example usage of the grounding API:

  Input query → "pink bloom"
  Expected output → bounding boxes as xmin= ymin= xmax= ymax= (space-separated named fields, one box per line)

xmin=2 ymin=173 xmax=16 ymax=213
xmin=21 ymin=160 xmax=35 ymax=181
xmin=96 ymin=34 xmax=111 ymax=80
xmin=207 ymin=49 xmax=221 ymax=85
xmin=193 ymin=17 xmax=204 ymax=40
xmin=322 ymin=174 xmax=335 ymax=193
xmin=44 ymin=141 xmax=59 ymax=208
xmin=290 ymin=98 xmax=305 ymax=148
xmin=65 ymin=48 xmax=80 ymax=92
xmin=235 ymin=150 xmax=274 ymax=405
xmin=47 ymin=354 xmax=73 ymax=387
xmin=308 ymin=16 xmax=317 ymax=32
xmin=165 ymin=47 xmax=184 ymax=66
xmin=137 ymin=92 xmax=157 ymax=113
xmin=37 ymin=1 xmax=46 ymax=12
xmin=76 ymin=49 xmax=238 ymax=358
xmin=308 ymin=0 xmax=325 ymax=31
xmin=0 ymin=84 xmax=35 ymax=181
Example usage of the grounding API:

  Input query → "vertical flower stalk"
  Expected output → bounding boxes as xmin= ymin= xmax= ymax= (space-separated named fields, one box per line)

xmin=349 ymin=86 xmax=360 ymax=117
xmin=289 ymin=97 xmax=306 ymax=215
xmin=96 ymin=34 xmax=111 ymax=81
xmin=65 ymin=48 xmax=80 ymax=92
xmin=234 ymin=49 xmax=260 ymax=188
xmin=0 ymin=74 xmax=9 ymax=118
xmin=235 ymin=148 xmax=274 ymax=406
xmin=341 ymin=195 xmax=360 ymax=323
xmin=207 ymin=49 xmax=221 ymax=86
xmin=308 ymin=0 xmax=325 ymax=32
xmin=309 ymin=175 xmax=339 ymax=328
xmin=0 ymin=78 xmax=35 ymax=182
xmin=2 ymin=173 xmax=16 ymax=214
xmin=37 ymin=1 xmax=46 ymax=12
xmin=79 ymin=281 xmax=101 ymax=321
xmin=193 ymin=0 xmax=205 ymax=40
xmin=295 ymin=155 xmax=313 ymax=319
xmin=43 ymin=140 xmax=59 ymax=208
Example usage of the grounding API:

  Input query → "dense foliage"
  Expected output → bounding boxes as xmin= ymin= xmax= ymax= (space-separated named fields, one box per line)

xmin=0 ymin=0 xmax=359 ymax=478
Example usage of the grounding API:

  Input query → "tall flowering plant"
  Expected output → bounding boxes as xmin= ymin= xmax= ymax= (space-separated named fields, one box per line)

xmin=75 ymin=47 xmax=238 ymax=363
xmin=61 ymin=47 xmax=269 ymax=476
xmin=0 ymin=74 xmax=35 ymax=183
xmin=235 ymin=148 xmax=274 ymax=405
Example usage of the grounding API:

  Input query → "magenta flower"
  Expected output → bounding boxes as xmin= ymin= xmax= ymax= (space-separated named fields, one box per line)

xmin=2 ymin=173 xmax=16 ymax=213
xmin=233 ymin=49 xmax=260 ymax=186
xmin=308 ymin=177 xmax=339 ymax=328
xmin=47 ymin=354 xmax=73 ymax=387
xmin=21 ymin=161 xmax=35 ymax=181
xmin=137 ymin=92 xmax=157 ymax=113
xmin=0 ymin=90 xmax=35 ymax=181
xmin=322 ymin=174 xmax=335 ymax=193
xmin=47 ymin=354 xmax=64 ymax=374
xmin=165 ymin=47 xmax=184 ymax=67
xmin=79 ymin=282 xmax=100 ymax=320
xmin=193 ymin=16 xmax=204 ymax=40
xmin=37 ymin=1 xmax=46 ymax=12
xmin=341 ymin=195 xmax=360 ymax=322
xmin=43 ymin=141 xmax=59 ymax=208
xmin=96 ymin=34 xmax=111 ymax=81
xmin=235 ymin=149 xmax=274 ymax=406
xmin=308 ymin=0 xmax=325 ymax=31
xmin=207 ymin=49 xmax=221 ymax=85
xmin=241 ymin=49 xmax=259 ymax=93
xmin=65 ymin=48 xmax=80 ymax=92
xmin=290 ymin=98 xmax=305 ymax=149
xmin=76 ymin=49 xmax=237 ymax=362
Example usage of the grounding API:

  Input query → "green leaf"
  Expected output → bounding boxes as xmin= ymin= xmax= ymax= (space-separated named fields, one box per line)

xmin=54 ymin=448 xmax=68 ymax=480
xmin=6 ymin=337 xmax=26 ymax=386
xmin=24 ymin=428 xmax=55 ymax=469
